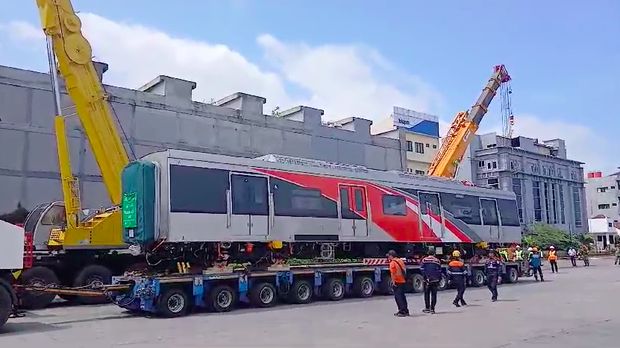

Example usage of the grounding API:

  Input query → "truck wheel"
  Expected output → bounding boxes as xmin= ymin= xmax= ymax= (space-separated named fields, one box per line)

xmin=470 ymin=269 xmax=485 ymax=287
xmin=157 ymin=288 xmax=189 ymax=318
xmin=437 ymin=274 xmax=448 ymax=291
xmin=19 ymin=266 xmax=59 ymax=309
xmin=0 ymin=285 xmax=11 ymax=329
xmin=208 ymin=285 xmax=237 ymax=312
xmin=288 ymin=279 xmax=313 ymax=304
xmin=378 ymin=275 xmax=394 ymax=295
xmin=505 ymin=267 xmax=519 ymax=283
xmin=410 ymin=274 xmax=425 ymax=293
xmin=73 ymin=265 xmax=112 ymax=305
xmin=322 ymin=278 xmax=345 ymax=301
xmin=352 ymin=276 xmax=374 ymax=298
xmin=249 ymin=282 xmax=277 ymax=308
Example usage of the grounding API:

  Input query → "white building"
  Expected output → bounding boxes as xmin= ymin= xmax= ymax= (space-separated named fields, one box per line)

xmin=585 ymin=171 xmax=620 ymax=222
xmin=588 ymin=215 xmax=620 ymax=251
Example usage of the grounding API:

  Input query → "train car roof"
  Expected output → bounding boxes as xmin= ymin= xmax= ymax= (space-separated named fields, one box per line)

xmin=143 ymin=149 xmax=516 ymax=200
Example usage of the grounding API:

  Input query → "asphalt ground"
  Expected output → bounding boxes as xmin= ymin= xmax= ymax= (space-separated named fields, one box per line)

xmin=1 ymin=257 xmax=619 ymax=348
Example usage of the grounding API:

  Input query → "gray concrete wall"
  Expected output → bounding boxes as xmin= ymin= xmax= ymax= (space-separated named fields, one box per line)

xmin=0 ymin=64 xmax=406 ymax=215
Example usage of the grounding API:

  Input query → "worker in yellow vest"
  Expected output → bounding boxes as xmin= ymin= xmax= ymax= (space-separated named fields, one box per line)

xmin=548 ymin=246 xmax=558 ymax=273
xmin=515 ymin=245 xmax=524 ymax=261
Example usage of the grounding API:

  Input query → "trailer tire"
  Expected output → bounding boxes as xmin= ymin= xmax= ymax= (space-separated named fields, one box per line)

xmin=208 ymin=285 xmax=237 ymax=312
xmin=322 ymin=278 xmax=345 ymax=301
xmin=288 ymin=279 xmax=313 ymax=304
xmin=73 ymin=264 xmax=112 ymax=305
xmin=249 ymin=282 xmax=277 ymax=308
xmin=437 ymin=274 xmax=448 ymax=291
xmin=0 ymin=284 xmax=11 ymax=329
xmin=378 ymin=275 xmax=394 ymax=295
xmin=505 ymin=267 xmax=519 ymax=283
xmin=157 ymin=288 xmax=189 ymax=318
xmin=19 ymin=266 xmax=59 ymax=309
xmin=410 ymin=274 xmax=425 ymax=293
xmin=470 ymin=269 xmax=485 ymax=287
xmin=352 ymin=276 xmax=374 ymax=298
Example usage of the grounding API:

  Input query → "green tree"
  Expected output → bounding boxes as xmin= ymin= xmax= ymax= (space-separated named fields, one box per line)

xmin=522 ymin=223 xmax=576 ymax=250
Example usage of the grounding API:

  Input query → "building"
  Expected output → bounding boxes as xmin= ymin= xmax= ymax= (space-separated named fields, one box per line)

xmin=585 ymin=171 xmax=620 ymax=222
xmin=457 ymin=132 xmax=587 ymax=234
xmin=372 ymin=106 xmax=440 ymax=175
xmin=0 ymin=63 xmax=407 ymax=216
xmin=587 ymin=215 xmax=620 ymax=251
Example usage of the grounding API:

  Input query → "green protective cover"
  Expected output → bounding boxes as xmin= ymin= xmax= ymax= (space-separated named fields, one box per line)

xmin=121 ymin=160 xmax=156 ymax=246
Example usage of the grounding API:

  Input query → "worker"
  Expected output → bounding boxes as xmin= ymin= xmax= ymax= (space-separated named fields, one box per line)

xmin=447 ymin=250 xmax=467 ymax=307
xmin=614 ymin=243 xmax=620 ymax=265
xmin=580 ymin=245 xmax=590 ymax=267
xmin=529 ymin=247 xmax=544 ymax=281
xmin=498 ymin=248 xmax=509 ymax=262
xmin=515 ymin=245 xmax=524 ymax=261
xmin=548 ymin=246 xmax=558 ymax=273
xmin=568 ymin=247 xmax=577 ymax=267
xmin=421 ymin=246 xmax=442 ymax=314
xmin=387 ymin=250 xmax=409 ymax=317
xmin=484 ymin=250 xmax=502 ymax=302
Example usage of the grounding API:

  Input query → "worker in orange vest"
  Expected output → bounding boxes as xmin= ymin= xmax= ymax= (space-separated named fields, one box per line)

xmin=387 ymin=250 xmax=409 ymax=317
xmin=548 ymin=246 xmax=558 ymax=273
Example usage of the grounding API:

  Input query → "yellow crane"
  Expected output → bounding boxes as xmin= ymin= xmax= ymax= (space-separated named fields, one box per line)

xmin=427 ymin=65 xmax=511 ymax=178
xmin=19 ymin=0 xmax=133 ymax=309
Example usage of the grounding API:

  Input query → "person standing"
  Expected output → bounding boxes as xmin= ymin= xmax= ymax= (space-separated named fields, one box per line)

xmin=387 ymin=250 xmax=409 ymax=317
xmin=568 ymin=247 xmax=577 ymax=267
xmin=485 ymin=250 xmax=502 ymax=302
xmin=580 ymin=245 xmax=590 ymax=267
xmin=529 ymin=247 xmax=544 ymax=282
xmin=614 ymin=244 xmax=620 ymax=265
xmin=447 ymin=250 xmax=467 ymax=307
xmin=548 ymin=246 xmax=558 ymax=273
xmin=421 ymin=247 xmax=442 ymax=314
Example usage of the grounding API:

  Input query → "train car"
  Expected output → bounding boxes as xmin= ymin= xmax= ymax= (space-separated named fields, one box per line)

xmin=121 ymin=150 xmax=521 ymax=266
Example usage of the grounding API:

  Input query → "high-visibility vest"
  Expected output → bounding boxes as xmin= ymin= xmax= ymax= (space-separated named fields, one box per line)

xmin=548 ymin=250 xmax=558 ymax=261
xmin=515 ymin=250 xmax=523 ymax=260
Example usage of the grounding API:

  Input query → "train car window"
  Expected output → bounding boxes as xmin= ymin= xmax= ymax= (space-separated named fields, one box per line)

xmin=480 ymin=199 xmax=499 ymax=226
xmin=231 ymin=174 xmax=269 ymax=216
xmin=382 ymin=195 xmax=407 ymax=216
xmin=170 ymin=165 xmax=229 ymax=213
xmin=497 ymin=199 xmax=520 ymax=226
xmin=339 ymin=188 xmax=360 ymax=219
xmin=354 ymin=188 xmax=365 ymax=212
xmin=271 ymin=179 xmax=338 ymax=218
xmin=440 ymin=193 xmax=481 ymax=224
xmin=397 ymin=187 xmax=418 ymax=199
xmin=419 ymin=192 xmax=441 ymax=216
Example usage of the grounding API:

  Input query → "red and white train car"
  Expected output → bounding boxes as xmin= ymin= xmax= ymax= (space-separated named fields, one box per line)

xmin=122 ymin=150 xmax=521 ymax=263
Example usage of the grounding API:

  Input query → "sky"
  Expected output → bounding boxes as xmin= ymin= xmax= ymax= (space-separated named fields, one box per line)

xmin=0 ymin=0 xmax=618 ymax=173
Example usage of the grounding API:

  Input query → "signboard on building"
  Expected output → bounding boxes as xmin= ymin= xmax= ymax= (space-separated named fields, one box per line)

xmin=392 ymin=106 xmax=440 ymax=137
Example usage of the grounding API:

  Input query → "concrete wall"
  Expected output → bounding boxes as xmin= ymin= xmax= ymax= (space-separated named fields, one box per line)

xmin=0 ymin=64 xmax=406 ymax=215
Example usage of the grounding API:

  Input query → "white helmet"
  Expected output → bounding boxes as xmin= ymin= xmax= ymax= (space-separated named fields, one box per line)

xmin=527 ymin=247 xmax=533 ymax=252
xmin=550 ymin=246 xmax=555 ymax=249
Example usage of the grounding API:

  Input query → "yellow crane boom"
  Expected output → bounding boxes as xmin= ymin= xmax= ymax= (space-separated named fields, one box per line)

xmin=427 ymin=65 xmax=511 ymax=179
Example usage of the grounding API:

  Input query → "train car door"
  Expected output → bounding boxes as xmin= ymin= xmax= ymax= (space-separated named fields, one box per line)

xmin=229 ymin=173 xmax=270 ymax=236
xmin=338 ymin=185 xmax=368 ymax=237
xmin=419 ymin=192 xmax=443 ymax=240
xmin=480 ymin=198 xmax=500 ymax=240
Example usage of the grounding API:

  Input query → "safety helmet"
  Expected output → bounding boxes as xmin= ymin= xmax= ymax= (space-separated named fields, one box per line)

xmin=550 ymin=246 xmax=555 ymax=249
xmin=532 ymin=247 xmax=539 ymax=252
xmin=527 ymin=247 xmax=533 ymax=252
xmin=452 ymin=250 xmax=461 ymax=258
xmin=516 ymin=245 xmax=521 ymax=249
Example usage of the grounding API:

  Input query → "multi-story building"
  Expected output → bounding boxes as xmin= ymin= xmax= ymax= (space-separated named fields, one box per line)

xmin=457 ymin=132 xmax=587 ymax=234
xmin=585 ymin=171 xmax=620 ymax=222
xmin=372 ymin=106 xmax=440 ymax=175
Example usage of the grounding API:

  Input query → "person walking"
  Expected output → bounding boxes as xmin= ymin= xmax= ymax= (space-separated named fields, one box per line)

xmin=421 ymin=247 xmax=442 ymax=314
xmin=387 ymin=250 xmax=409 ymax=317
xmin=485 ymin=250 xmax=502 ymax=302
xmin=568 ymin=247 xmax=577 ymax=267
xmin=580 ymin=245 xmax=590 ymax=267
xmin=614 ymin=244 xmax=620 ymax=265
xmin=447 ymin=250 xmax=467 ymax=307
xmin=529 ymin=247 xmax=544 ymax=282
xmin=548 ymin=246 xmax=558 ymax=273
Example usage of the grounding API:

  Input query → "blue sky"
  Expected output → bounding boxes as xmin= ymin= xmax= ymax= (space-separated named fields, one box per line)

xmin=0 ymin=0 xmax=618 ymax=172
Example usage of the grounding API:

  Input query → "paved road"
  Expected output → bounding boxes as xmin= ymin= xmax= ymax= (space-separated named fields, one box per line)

xmin=2 ymin=258 xmax=619 ymax=348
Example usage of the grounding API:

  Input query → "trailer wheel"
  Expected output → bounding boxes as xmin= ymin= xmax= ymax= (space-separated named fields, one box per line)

xmin=470 ymin=269 xmax=485 ymax=287
xmin=322 ymin=278 xmax=345 ymax=301
xmin=410 ymin=274 xmax=425 ymax=293
xmin=157 ymin=288 xmax=189 ymax=318
xmin=0 ymin=284 xmax=11 ymax=329
xmin=249 ymin=282 xmax=277 ymax=308
xmin=352 ymin=276 xmax=374 ymax=298
xmin=73 ymin=265 xmax=112 ymax=304
xmin=288 ymin=279 xmax=313 ymax=304
xmin=437 ymin=274 xmax=448 ymax=291
xmin=19 ymin=266 xmax=59 ymax=309
xmin=208 ymin=285 xmax=237 ymax=312
xmin=378 ymin=275 xmax=394 ymax=295
xmin=505 ymin=267 xmax=519 ymax=283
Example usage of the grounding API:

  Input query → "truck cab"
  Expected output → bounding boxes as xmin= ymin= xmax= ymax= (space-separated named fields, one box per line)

xmin=0 ymin=220 xmax=24 ymax=329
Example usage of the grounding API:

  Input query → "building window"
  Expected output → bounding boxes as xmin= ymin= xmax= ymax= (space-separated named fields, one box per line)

xmin=609 ymin=222 xmax=613 ymax=228
xmin=573 ymin=186 xmax=582 ymax=227
xmin=492 ymin=161 xmax=497 ymax=169
xmin=533 ymin=181 xmax=542 ymax=222
xmin=407 ymin=168 xmax=413 ymax=173
xmin=512 ymin=178 xmax=524 ymax=223
xmin=597 ymin=187 xmax=608 ymax=193
xmin=487 ymin=178 xmax=499 ymax=189
xmin=414 ymin=142 xmax=424 ymax=154
xmin=478 ymin=161 xmax=485 ymax=168
xmin=432 ymin=144 xmax=437 ymax=149
xmin=611 ymin=186 xmax=616 ymax=189
xmin=559 ymin=185 xmax=566 ymax=224
xmin=544 ymin=182 xmax=551 ymax=223
xmin=551 ymin=183 xmax=558 ymax=224
xmin=598 ymin=204 xmax=611 ymax=209
xmin=406 ymin=141 xmax=413 ymax=152
xmin=415 ymin=170 xmax=425 ymax=175
xmin=425 ymin=143 xmax=430 ymax=148
xmin=487 ymin=162 xmax=492 ymax=170
xmin=613 ymin=203 xmax=618 ymax=206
